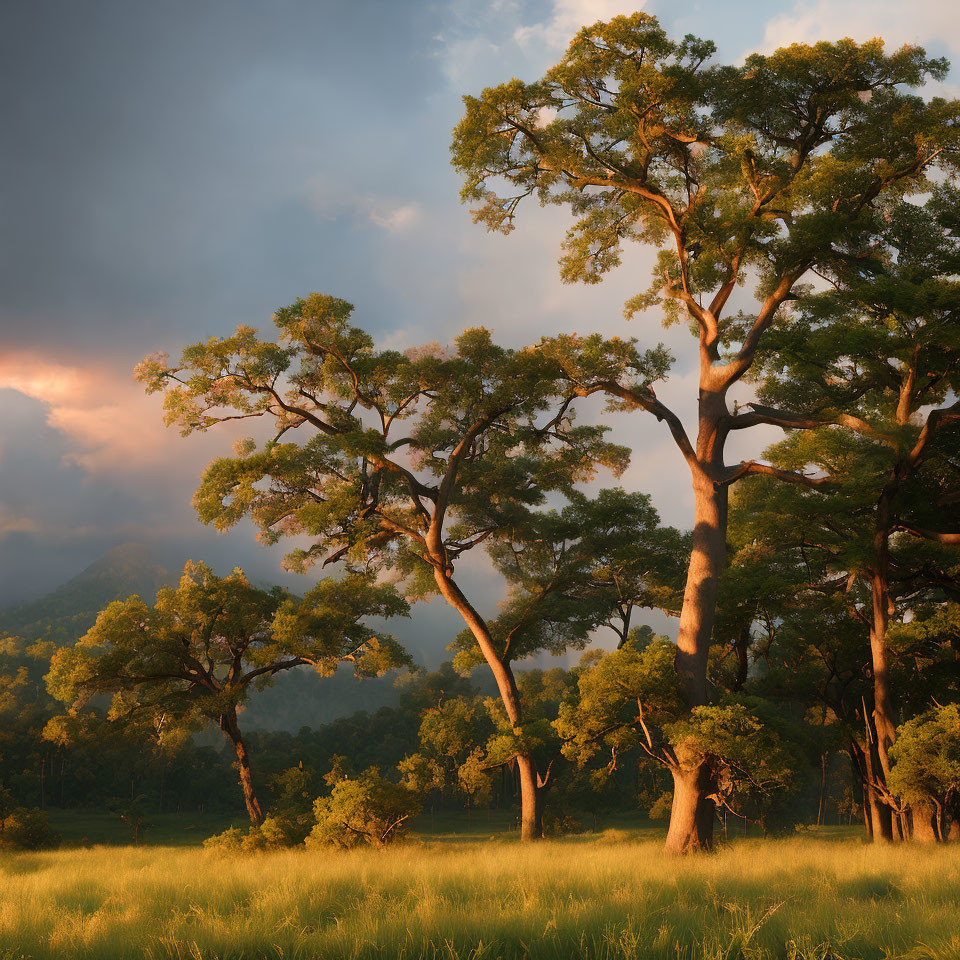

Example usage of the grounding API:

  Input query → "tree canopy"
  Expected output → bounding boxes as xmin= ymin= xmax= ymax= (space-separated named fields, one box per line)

xmin=48 ymin=561 xmax=408 ymax=823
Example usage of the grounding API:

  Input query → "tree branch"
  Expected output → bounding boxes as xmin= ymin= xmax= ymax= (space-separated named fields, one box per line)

xmin=719 ymin=460 xmax=831 ymax=488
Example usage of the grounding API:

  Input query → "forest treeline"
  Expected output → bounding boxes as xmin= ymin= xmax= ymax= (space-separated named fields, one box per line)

xmin=2 ymin=14 xmax=959 ymax=854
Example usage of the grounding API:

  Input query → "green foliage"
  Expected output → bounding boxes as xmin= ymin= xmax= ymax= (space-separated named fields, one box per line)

xmin=137 ymin=294 xmax=674 ymax=837
xmin=400 ymin=696 xmax=494 ymax=804
xmin=0 ymin=807 xmax=60 ymax=850
xmin=47 ymin=561 xmax=409 ymax=729
xmin=309 ymin=767 xmax=421 ymax=848
xmin=557 ymin=638 xmax=804 ymax=826
xmin=452 ymin=13 xmax=958 ymax=326
xmin=450 ymin=488 xmax=687 ymax=670
xmin=267 ymin=764 xmax=320 ymax=844
xmin=202 ymin=825 xmax=247 ymax=852
xmin=556 ymin=635 xmax=684 ymax=770
xmin=137 ymin=297 xmax=662 ymax=607
xmin=203 ymin=766 xmax=322 ymax=851
xmin=888 ymin=704 xmax=960 ymax=812
xmin=727 ymin=189 xmax=960 ymax=817
xmin=667 ymin=700 xmax=803 ymax=820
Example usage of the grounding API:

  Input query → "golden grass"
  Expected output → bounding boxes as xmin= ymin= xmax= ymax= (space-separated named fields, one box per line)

xmin=2 ymin=832 xmax=960 ymax=959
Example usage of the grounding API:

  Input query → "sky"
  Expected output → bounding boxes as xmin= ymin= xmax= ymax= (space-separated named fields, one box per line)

xmin=1 ymin=0 xmax=959 ymax=656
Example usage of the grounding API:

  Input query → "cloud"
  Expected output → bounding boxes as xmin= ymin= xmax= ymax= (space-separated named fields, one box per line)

xmin=366 ymin=203 xmax=422 ymax=233
xmin=759 ymin=1 xmax=960 ymax=71
xmin=0 ymin=511 xmax=39 ymax=540
xmin=515 ymin=0 xmax=647 ymax=55
xmin=435 ymin=0 xmax=645 ymax=93
xmin=0 ymin=352 xmax=190 ymax=475
xmin=306 ymin=174 xmax=423 ymax=233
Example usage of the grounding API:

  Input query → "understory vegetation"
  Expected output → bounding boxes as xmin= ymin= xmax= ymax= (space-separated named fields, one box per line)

xmin=2 ymin=834 xmax=960 ymax=960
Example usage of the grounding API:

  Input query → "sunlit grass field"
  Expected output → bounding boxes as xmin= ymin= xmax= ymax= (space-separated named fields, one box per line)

xmin=3 ymin=827 xmax=960 ymax=960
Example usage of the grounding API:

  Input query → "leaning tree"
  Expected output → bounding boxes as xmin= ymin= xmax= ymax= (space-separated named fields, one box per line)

xmin=439 ymin=486 xmax=686 ymax=825
xmin=47 ymin=560 xmax=408 ymax=825
xmin=136 ymin=296 xmax=667 ymax=838
xmin=451 ymin=12 xmax=960 ymax=852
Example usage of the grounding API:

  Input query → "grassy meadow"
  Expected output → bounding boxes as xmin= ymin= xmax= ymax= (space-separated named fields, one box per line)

xmin=3 ymin=828 xmax=960 ymax=960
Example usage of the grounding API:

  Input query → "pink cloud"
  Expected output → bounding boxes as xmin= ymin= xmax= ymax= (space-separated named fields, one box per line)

xmin=0 ymin=351 xmax=201 ymax=475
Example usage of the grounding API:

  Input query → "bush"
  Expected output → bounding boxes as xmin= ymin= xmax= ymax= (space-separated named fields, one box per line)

xmin=308 ymin=767 xmax=421 ymax=848
xmin=542 ymin=808 xmax=582 ymax=837
xmin=203 ymin=826 xmax=246 ymax=851
xmin=648 ymin=791 xmax=673 ymax=821
xmin=204 ymin=814 xmax=310 ymax=853
xmin=204 ymin=766 xmax=324 ymax=853
xmin=0 ymin=808 xmax=60 ymax=850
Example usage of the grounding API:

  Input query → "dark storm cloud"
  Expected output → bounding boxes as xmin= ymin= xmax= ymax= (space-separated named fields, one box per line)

xmin=0 ymin=0 xmax=446 ymax=352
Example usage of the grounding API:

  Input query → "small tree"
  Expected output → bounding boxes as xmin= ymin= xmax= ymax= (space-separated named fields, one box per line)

xmin=399 ymin=696 xmax=495 ymax=810
xmin=556 ymin=634 xmax=801 ymax=838
xmin=0 ymin=635 xmax=55 ymax=812
xmin=478 ymin=487 xmax=687 ymax=651
xmin=137 ymin=296 xmax=663 ymax=839
xmin=452 ymin=11 xmax=959 ymax=852
xmin=309 ymin=767 xmax=421 ymax=848
xmin=888 ymin=704 xmax=960 ymax=842
xmin=47 ymin=561 xmax=408 ymax=825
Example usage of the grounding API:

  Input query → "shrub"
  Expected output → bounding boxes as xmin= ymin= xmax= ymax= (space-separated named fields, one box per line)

xmin=308 ymin=768 xmax=421 ymax=848
xmin=0 ymin=808 xmax=60 ymax=850
xmin=648 ymin=791 xmax=673 ymax=821
xmin=204 ymin=766 xmax=323 ymax=853
xmin=203 ymin=826 xmax=245 ymax=851
xmin=542 ymin=808 xmax=582 ymax=837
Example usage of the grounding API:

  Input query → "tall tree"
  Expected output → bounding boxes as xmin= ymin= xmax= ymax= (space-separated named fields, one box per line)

xmin=727 ymin=449 xmax=960 ymax=840
xmin=136 ymin=297 xmax=663 ymax=838
xmin=436 ymin=487 xmax=686 ymax=827
xmin=451 ymin=12 xmax=959 ymax=851
xmin=743 ymin=191 xmax=960 ymax=838
xmin=47 ymin=561 xmax=408 ymax=824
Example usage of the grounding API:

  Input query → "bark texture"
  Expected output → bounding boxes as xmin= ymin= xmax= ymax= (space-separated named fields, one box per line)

xmin=674 ymin=473 xmax=727 ymax=707
xmin=910 ymin=803 xmax=940 ymax=842
xmin=664 ymin=388 xmax=729 ymax=854
xmin=220 ymin=711 xmax=263 ymax=826
xmin=664 ymin=757 xmax=716 ymax=854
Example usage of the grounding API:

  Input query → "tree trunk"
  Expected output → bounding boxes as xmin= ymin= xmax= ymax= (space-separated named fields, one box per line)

xmin=517 ymin=757 xmax=545 ymax=840
xmin=433 ymin=568 xmax=543 ymax=840
xmin=817 ymin=752 xmax=826 ymax=827
xmin=865 ymin=779 xmax=893 ymax=842
xmin=674 ymin=469 xmax=727 ymax=707
xmin=948 ymin=817 xmax=960 ymax=842
xmin=219 ymin=710 xmax=263 ymax=826
xmin=664 ymin=451 xmax=727 ymax=854
xmin=910 ymin=803 xmax=939 ymax=843
xmin=664 ymin=753 xmax=716 ymax=854
xmin=848 ymin=742 xmax=872 ymax=839
xmin=868 ymin=565 xmax=897 ymax=782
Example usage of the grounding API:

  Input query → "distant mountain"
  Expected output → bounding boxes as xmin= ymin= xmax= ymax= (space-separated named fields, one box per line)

xmin=0 ymin=542 xmax=172 ymax=646
xmin=241 ymin=665 xmax=406 ymax=732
